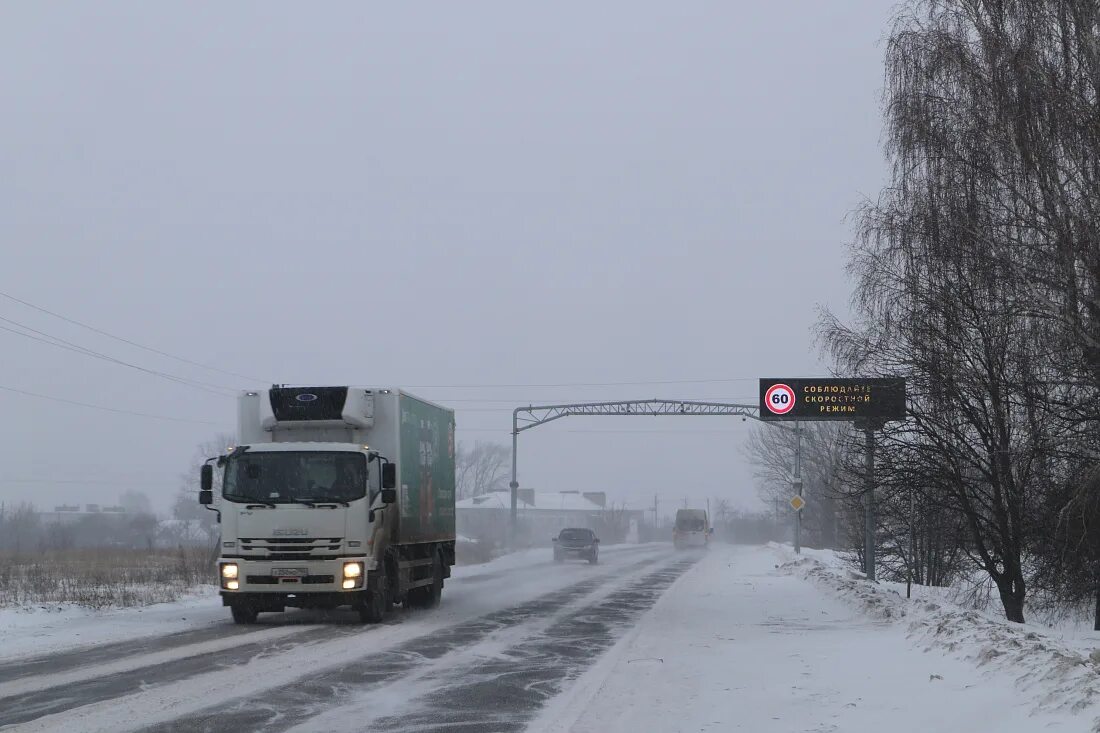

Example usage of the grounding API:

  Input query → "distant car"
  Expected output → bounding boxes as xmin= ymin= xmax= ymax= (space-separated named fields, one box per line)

xmin=553 ymin=527 xmax=599 ymax=564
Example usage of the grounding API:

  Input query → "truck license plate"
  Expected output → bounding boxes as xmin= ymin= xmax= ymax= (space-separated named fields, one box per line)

xmin=271 ymin=568 xmax=307 ymax=577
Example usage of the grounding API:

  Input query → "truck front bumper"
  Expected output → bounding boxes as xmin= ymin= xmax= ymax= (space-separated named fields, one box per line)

xmin=217 ymin=556 xmax=372 ymax=603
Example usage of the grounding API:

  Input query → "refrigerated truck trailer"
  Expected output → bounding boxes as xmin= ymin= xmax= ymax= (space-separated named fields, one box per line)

xmin=200 ymin=386 xmax=456 ymax=624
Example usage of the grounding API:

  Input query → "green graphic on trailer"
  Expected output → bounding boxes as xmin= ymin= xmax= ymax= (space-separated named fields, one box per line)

xmin=399 ymin=396 xmax=456 ymax=543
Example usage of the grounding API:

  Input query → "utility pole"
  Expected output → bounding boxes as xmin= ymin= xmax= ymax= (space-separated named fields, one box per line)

xmin=510 ymin=411 xmax=519 ymax=549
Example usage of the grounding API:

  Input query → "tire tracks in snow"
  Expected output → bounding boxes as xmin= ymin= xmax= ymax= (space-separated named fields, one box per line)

xmin=299 ymin=557 xmax=700 ymax=733
xmin=136 ymin=554 xmax=670 ymax=733
xmin=0 ymin=623 xmax=302 ymax=686
xmin=0 ymin=624 xmax=354 ymax=728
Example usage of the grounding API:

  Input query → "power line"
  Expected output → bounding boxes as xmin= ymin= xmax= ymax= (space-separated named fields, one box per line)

xmin=0 ymin=384 xmax=222 ymax=425
xmin=562 ymin=429 xmax=747 ymax=434
xmin=0 ymin=478 xmax=175 ymax=486
xmin=0 ymin=318 xmax=235 ymax=397
xmin=0 ymin=289 xmax=266 ymax=384
xmin=426 ymin=396 xmax=757 ymax=404
xmin=406 ymin=377 xmax=760 ymax=389
xmin=454 ymin=427 xmax=749 ymax=435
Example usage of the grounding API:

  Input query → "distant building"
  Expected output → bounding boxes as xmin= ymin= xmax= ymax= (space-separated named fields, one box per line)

xmin=36 ymin=504 xmax=128 ymax=525
xmin=456 ymin=489 xmax=642 ymax=546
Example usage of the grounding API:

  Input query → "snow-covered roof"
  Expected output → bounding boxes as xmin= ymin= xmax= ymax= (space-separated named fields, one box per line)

xmin=456 ymin=490 xmax=603 ymax=513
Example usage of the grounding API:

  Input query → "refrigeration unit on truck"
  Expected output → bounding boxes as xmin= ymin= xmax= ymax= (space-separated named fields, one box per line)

xmin=199 ymin=386 xmax=456 ymax=625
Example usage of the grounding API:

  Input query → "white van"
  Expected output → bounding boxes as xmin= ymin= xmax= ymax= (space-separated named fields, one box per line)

xmin=673 ymin=509 xmax=711 ymax=549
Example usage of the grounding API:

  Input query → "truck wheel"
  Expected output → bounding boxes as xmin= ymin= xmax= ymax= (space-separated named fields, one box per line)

xmin=423 ymin=553 xmax=443 ymax=608
xmin=359 ymin=575 xmax=388 ymax=624
xmin=230 ymin=603 xmax=258 ymax=625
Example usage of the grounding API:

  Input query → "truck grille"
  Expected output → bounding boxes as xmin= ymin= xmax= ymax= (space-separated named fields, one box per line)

xmin=246 ymin=575 xmax=336 ymax=585
xmin=238 ymin=538 xmax=343 ymax=560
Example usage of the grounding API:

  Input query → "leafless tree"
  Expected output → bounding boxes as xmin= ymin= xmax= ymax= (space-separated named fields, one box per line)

xmin=172 ymin=433 xmax=233 ymax=545
xmin=745 ymin=421 xmax=849 ymax=549
xmin=455 ymin=441 xmax=510 ymax=500
xmin=820 ymin=0 xmax=1100 ymax=622
xmin=0 ymin=502 xmax=40 ymax=555
xmin=119 ymin=490 xmax=152 ymax=516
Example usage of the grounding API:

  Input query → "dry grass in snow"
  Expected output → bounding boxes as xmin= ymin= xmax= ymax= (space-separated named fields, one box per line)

xmin=0 ymin=547 xmax=215 ymax=609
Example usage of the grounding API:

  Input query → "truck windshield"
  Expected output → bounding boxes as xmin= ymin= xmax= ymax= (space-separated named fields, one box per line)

xmin=223 ymin=451 xmax=367 ymax=503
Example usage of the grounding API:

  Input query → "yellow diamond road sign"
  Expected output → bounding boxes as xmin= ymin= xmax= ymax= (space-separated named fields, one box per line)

xmin=790 ymin=495 xmax=805 ymax=511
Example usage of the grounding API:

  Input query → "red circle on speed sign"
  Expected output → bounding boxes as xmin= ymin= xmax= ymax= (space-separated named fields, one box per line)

xmin=765 ymin=383 xmax=796 ymax=415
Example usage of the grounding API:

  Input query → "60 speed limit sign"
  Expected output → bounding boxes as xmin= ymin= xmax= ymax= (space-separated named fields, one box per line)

xmin=764 ymin=383 xmax=796 ymax=416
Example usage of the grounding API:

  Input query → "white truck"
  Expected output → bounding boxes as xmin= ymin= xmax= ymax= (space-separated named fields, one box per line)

xmin=199 ymin=386 xmax=456 ymax=624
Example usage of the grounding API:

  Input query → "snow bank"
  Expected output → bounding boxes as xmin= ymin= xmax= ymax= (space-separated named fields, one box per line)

xmin=778 ymin=547 xmax=1100 ymax=724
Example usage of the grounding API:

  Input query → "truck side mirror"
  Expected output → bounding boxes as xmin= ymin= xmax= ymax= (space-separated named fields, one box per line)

xmin=382 ymin=463 xmax=397 ymax=489
xmin=199 ymin=465 xmax=213 ymax=505
xmin=552 ymin=537 xmax=558 ymax=542
xmin=380 ymin=488 xmax=397 ymax=505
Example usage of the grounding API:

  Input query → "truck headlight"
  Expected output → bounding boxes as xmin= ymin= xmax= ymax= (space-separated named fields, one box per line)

xmin=343 ymin=562 xmax=362 ymax=579
xmin=221 ymin=563 xmax=239 ymax=580
xmin=226 ymin=580 xmax=240 ymax=590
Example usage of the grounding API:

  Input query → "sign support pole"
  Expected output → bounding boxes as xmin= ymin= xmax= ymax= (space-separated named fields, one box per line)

xmin=863 ymin=425 xmax=876 ymax=581
xmin=907 ymin=478 xmax=914 ymax=598
xmin=794 ymin=422 xmax=802 ymax=555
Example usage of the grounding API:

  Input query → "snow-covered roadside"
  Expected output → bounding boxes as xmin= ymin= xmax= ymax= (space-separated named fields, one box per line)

xmin=778 ymin=545 xmax=1100 ymax=722
xmin=0 ymin=586 xmax=223 ymax=662
xmin=533 ymin=544 xmax=1100 ymax=733
xmin=0 ymin=549 xmax=553 ymax=663
xmin=0 ymin=543 xmax=659 ymax=664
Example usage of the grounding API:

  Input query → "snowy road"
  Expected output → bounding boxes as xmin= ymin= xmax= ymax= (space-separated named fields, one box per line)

xmin=4 ymin=543 xmax=1097 ymax=732
xmin=0 ymin=544 xmax=693 ymax=732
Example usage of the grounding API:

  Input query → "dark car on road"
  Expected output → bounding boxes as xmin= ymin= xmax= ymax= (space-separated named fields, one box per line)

xmin=553 ymin=527 xmax=599 ymax=564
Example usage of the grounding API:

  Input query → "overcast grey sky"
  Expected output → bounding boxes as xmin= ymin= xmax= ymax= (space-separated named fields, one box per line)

xmin=0 ymin=2 xmax=891 ymax=517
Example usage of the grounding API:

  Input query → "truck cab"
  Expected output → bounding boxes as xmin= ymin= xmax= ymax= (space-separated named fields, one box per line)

xmin=200 ymin=386 xmax=455 ymax=625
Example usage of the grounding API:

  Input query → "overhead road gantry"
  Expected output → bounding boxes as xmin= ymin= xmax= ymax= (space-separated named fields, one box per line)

xmin=508 ymin=398 xmax=760 ymax=531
